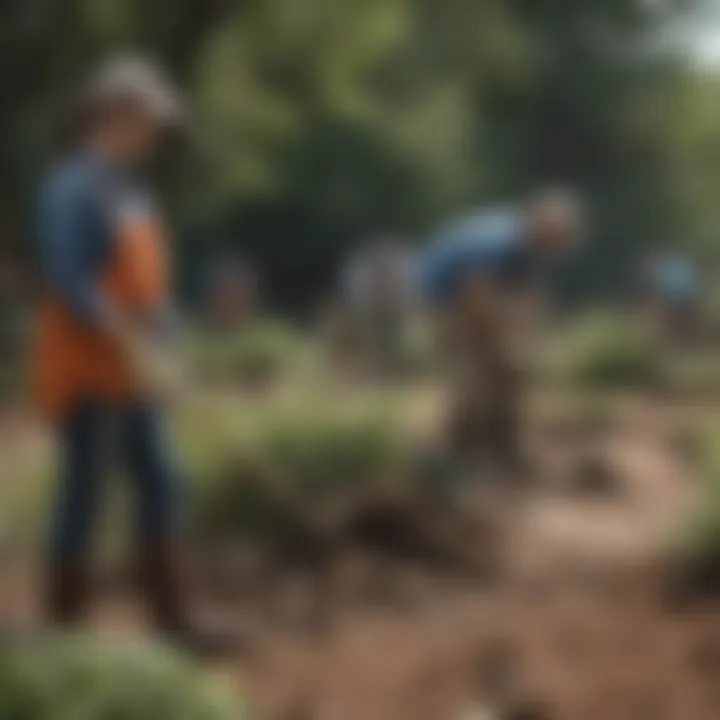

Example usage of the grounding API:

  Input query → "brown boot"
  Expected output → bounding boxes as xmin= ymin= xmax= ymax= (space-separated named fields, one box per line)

xmin=46 ymin=559 xmax=90 ymax=626
xmin=140 ymin=544 xmax=246 ymax=658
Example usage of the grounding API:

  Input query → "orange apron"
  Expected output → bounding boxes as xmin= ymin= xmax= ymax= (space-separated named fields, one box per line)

xmin=33 ymin=214 xmax=169 ymax=423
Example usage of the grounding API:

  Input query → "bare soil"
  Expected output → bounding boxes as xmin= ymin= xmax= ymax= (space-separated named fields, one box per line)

xmin=2 ymin=393 xmax=719 ymax=720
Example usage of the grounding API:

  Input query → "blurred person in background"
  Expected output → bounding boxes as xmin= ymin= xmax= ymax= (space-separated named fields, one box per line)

xmin=340 ymin=238 xmax=415 ymax=378
xmin=418 ymin=189 xmax=582 ymax=481
xmin=202 ymin=250 xmax=261 ymax=331
xmin=32 ymin=56 xmax=237 ymax=654
xmin=641 ymin=251 xmax=701 ymax=344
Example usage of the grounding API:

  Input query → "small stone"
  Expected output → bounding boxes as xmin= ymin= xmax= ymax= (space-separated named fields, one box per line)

xmin=501 ymin=701 xmax=553 ymax=720
xmin=688 ymin=636 xmax=720 ymax=678
xmin=456 ymin=705 xmax=501 ymax=720
xmin=568 ymin=454 xmax=622 ymax=497
xmin=473 ymin=640 xmax=520 ymax=700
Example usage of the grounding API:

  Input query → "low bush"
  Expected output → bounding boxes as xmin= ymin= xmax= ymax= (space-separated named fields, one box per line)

xmin=546 ymin=312 xmax=665 ymax=389
xmin=188 ymin=320 xmax=304 ymax=386
xmin=1 ymin=391 xmax=411 ymax=559
xmin=185 ymin=394 xmax=412 ymax=547
xmin=0 ymin=635 xmax=246 ymax=720
xmin=400 ymin=316 xmax=439 ymax=376
xmin=661 ymin=352 xmax=720 ymax=397
xmin=672 ymin=430 xmax=720 ymax=580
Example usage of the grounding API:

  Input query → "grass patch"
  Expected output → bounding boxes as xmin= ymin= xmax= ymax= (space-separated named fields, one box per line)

xmin=673 ymin=428 xmax=720 ymax=576
xmin=1 ymin=386 xmax=414 ymax=563
xmin=661 ymin=351 xmax=720 ymax=398
xmin=188 ymin=319 xmax=306 ymax=386
xmin=183 ymin=392 xmax=412 ymax=548
xmin=545 ymin=311 xmax=665 ymax=390
xmin=0 ymin=635 xmax=247 ymax=719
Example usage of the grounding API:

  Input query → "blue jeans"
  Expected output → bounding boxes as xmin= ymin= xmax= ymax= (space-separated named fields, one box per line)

xmin=50 ymin=399 xmax=181 ymax=562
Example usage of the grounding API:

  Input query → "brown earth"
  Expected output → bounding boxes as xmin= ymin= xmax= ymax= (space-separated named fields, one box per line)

xmin=1 ymin=392 xmax=718 ymax=720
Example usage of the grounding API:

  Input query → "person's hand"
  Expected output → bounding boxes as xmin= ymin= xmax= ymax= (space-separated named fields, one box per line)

xmin=126 ymin=332 xmax=189 ymax=403
xmin=105 ymin=307 xmax=189 ymax=403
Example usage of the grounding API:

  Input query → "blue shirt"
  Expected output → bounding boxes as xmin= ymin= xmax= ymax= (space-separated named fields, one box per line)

xmin=653 ymin=256 xmax=699 ymax=303
xmin=38 ymin=151 xmax=119 ymax=325
xmin=341 ymin=247 xmax=415 ymax=312
xmin=37 ymin=151 xmax=160 ymax=327
xmin=418 ymin=209 xmax=537 ymax=304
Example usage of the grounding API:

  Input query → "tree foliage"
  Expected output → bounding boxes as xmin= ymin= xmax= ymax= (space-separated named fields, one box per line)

xmin=0 ymin=0 xmax=709 ymax=305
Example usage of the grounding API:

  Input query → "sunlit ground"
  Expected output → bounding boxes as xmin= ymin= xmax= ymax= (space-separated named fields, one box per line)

xmin=1 ymin=315 xmax=719 ymax=719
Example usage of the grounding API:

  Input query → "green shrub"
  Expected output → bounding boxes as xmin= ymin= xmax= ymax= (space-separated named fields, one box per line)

xmin=661 ymin=352 xmax=720 ymax=398
xmin=400 ymin=316 xmax=439 ymax=376
xmin=674 ymin=429 xmax=720 ymax=573
xmin=189 ymin=320 xmax=303 ymax=385
xmin=701 ymin=289 xmax=720 ymax=339
xmin=186 ymin=394 xmax=411 ymax=545
xmin=547 ymin=312 xmax=665 ymax=389
xmin=2 ymin=390 xmax=410 ymax=555
xmin=252 ymin=400 xmax=406 ymax=496
xmin=0 ymin=635 xmax=246 ymax=720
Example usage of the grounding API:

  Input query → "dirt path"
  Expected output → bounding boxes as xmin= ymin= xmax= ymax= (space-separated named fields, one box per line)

xmin=1 ymin=395 xmax=717 ymax=719
xmin=232 ymin=397 xmax=718 ymax=720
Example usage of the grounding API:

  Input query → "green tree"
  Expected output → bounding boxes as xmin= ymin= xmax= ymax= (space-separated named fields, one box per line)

xmin=0 ymin=0 xmax=705 ymax=308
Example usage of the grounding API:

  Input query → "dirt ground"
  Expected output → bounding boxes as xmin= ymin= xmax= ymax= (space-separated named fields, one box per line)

xmin=1 ymin=391 xmax=719 ymax=720
xmin=229 ymin=396 xmax=718 ymax=720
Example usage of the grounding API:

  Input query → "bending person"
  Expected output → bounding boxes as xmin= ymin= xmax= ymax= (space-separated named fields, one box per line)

xmin=418 ymin=189 xmax=582 ymax=479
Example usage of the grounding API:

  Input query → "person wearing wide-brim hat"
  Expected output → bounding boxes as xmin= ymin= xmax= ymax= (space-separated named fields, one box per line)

xmin=33 ymin=55 xmax=238 ymax=655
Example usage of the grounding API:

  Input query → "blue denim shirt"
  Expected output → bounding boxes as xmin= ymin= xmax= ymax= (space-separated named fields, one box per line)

xmin=418 ymin=208 xmax=539 ymax=305
xmin=37 ymin=151 xmax=121 ymax=326
xmin=37 ymin=150 xmax=176 ymax=338
xmin=653 ymin=255 xmax=700 ymax=303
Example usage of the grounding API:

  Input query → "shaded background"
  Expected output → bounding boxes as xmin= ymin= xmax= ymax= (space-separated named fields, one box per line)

xmin=1 ymin=0 xmax=719 ymax=307
xmin=3 ymin=5 xmax=720 ymax=718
